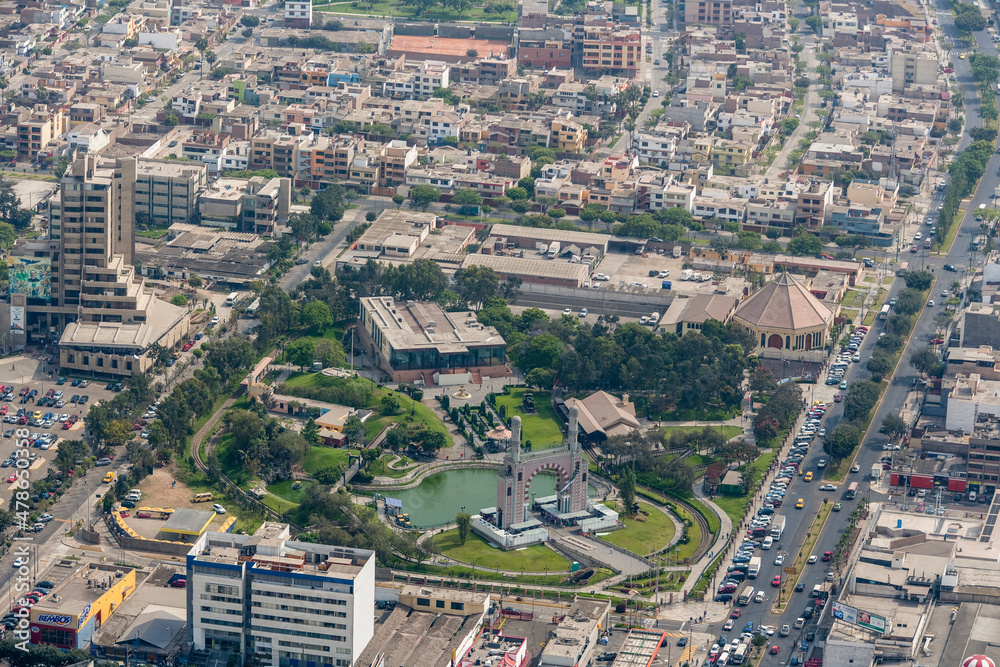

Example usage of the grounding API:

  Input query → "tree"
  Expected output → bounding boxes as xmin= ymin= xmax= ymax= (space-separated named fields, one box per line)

xmin=366 ymin=211 xmax=377 ymax=223
xmin=302 ymin=417 xmax=321 ymax=445
xmin=901 ymin=270 xmax=933 ymax=291
xmin=786 ymin=234 xmax=824 ymax=256
xmin=170 ymin=294 xmax=188 ymax=307
xmin=344 ymin=414 xmax=366 ymax=446
xmin=749 ymin=367 xmax=777 ymax=398
xmin=410 ymin=185 xmax=441 ymax=211
xmin=880 ymin=414 xmax=908 ymax=440
xmin=753 ymin=414 xmax=780 ymax=442
xmin=456 ymin=511 xmax=472 ymax=545
xmin=392 ymin=193 xmax=405 ymax=209
xmin=909 ymin=346 xmax=938 ymax=376
xmin=619 ymin=467 xmax=636 ymax=516
xmin=286 ymin=339 xmax=316 ymax=370
xmin=240 ymin=14 xmax=261 ymax=27
xmin=824 ymin=422 xmax=861 ymax=461
xmin=380 ymin=394 xmax=401 ymax=416
xmin=302 ymin=300 xmax=333 ymax=331
xmin=955 ymin=8 xmax=987 ymax=32
xmin=866 ymin=354 xmax=894 ymax=381
xmin=242 ymin=27 xmax=254 ymax=38
xmin=454 ymin=265 xmax=500 ymax=311
xmin=525 ymin=367 xmax=555 ymax=389
xmin=451 ymin=188 xmax=483 ymax=210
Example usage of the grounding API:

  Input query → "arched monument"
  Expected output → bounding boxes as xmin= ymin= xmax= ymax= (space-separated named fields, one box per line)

xmin=496 ymin=407 xmax=588 ymax=529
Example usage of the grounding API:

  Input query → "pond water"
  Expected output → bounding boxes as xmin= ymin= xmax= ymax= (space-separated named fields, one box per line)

xmin=388 ymin=468 xmax=597 ymax=528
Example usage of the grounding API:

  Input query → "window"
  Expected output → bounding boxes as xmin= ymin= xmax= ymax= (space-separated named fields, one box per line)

xmin=450 ymin=602 xmax=464 ymax=610
xmin=416 ymin=598 xmax=430 ymax=607
xmin=435 ymin=600 xmax=445 ymax=608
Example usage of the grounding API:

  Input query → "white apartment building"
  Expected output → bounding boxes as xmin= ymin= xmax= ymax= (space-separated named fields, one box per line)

xmin=285 ymin=0 xmax=312 ymax=28
xmin=382 ymin=62 xmax=450 ymax=99
xmin=635 ymin=133 xmax=678 ymax=165
xmin=187 ymin=523 xmax=375 ymax=667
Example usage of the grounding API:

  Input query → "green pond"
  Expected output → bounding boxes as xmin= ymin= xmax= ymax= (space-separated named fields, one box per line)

xmin=388 ymin=468 xmax=597 ymax=528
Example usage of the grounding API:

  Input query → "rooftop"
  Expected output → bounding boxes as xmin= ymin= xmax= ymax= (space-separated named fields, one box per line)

xmin=361 ymin=297 xmax=505 ymax=353
xmin=460 ymin=253 xmax=591 ymax=283
xmin=733 ymin=272 xmax=834 ymax=331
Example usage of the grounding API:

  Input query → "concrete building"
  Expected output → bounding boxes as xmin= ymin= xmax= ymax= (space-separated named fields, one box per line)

xmin=581 ymin=24 xmax=641 ymax=77
xmin=14 ymin=154 xmax=190 ymax=372
xmin=186 ymin=522 xmax=375 ymax=667
xmin=358 ymin=296 xmax=508 ymax=384
xmin=889 ymin=50 xmax=937 ymax=92
xmin=829 ymin=205 xmax=894 ymax=247
xmin=733 ymin=272 xmax=834 ymax=360
xmin=538 ymin=599 xmax=610 ymax=667
xmin=284 ymin=0 xmax=312 ymax=28
xmin=684 ymin=0 xmax=733 ymax=25
xmin=660 ymin=293 xmax=740 ymax=335
xmin=196 ymin=175 xmax=291 ymax=236
xmin=136 ymin=223 xmax=274 ymax=285
xmin=17 ymin=105 xmax=66 ymax=159
xmin=133 ymin=160 xmax=208 ymax=228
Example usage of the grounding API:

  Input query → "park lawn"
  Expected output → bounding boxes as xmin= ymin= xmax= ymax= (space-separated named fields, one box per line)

xmin=494 ymin=388 xmax=563 ymax=450
xmin=302 ymin=446 xmax=358 ymax=476
xmin=313 ymin=0 xmax=517 ymax=23
xmin=283 ymin=372 xmax=453 ymax=447
xmin=601 ymin=502 xmax=675 ymax=556
xmin=432 ymin=529 xmax=572 ymax=572
xmin=267 ymin=479 xmax=319 ymax=506
xmin=278 ymin=327 xmax=346 ymax=368
xmin=369 ymin=454 xmax=417 ymax=478
xmin=661 ymin=425 xmax=742 ymax=442
xmin=711 ymin=449 xmax=777 ymax=525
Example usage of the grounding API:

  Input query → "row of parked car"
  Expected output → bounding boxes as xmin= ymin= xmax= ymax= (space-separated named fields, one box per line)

xmin=1 ymin=579 xmax=55 ymax=631
xmin=826 ymin=326 xmax=868 ymax=386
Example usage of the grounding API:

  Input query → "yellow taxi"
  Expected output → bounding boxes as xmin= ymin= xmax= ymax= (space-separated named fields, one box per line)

xmin=804 ymin=471 xmax=814 ymax=482
xmin=796 ymin=498 xmax=805 ymax=509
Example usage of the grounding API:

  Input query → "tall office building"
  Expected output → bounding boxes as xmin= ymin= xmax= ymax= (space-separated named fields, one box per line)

xmin=8 ymin=154 xmax=189 ymax=374
xmin=187 ymin=523 xmax=375 ymax=667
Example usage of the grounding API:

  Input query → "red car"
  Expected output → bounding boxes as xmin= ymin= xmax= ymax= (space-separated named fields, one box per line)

xmin=770 ymin=646 xmax=781 ymax=655
xmin=910 ymin=245 xmax=918 ymax=253
xmin=834 ymin=393 xmax=843 ymax=403
xmin=772 ymin=575 xmax=781 ymax=587
xmin=822 ymin=551 xmax=833 ymax=561
xmin=136 ymin=511 xmax=151 ymax=518
xmin=45 ymin=389 xmax=54 ymax=398
xmin=731 ymin=609 xmax=741 ymax=619
xmin=5 ymin=474 xmax=16 ymax=483
xmin=170 ymin=578 xmax=187 ymax=588
xmin=930 ymin=337 xmax=944 ymax=345
xmin=62 ymin=421 xmax=72 ymax=430
xmin=132 ymin=423 xmax=142 ymax=431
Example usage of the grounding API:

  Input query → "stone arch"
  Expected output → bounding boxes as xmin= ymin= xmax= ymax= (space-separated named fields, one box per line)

xmin=767 ymin=334 xmax=783 ymax=349
xmin=522 ymin=460 xmax=571 ymax=504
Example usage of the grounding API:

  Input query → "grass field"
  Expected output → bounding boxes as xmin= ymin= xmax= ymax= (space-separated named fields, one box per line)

xmin=432 ymin=529 xmax=572 ymax=571
xmin=494 ymin=388 xmax=563 ymax=450
xmin=711 ymin=449 xmax=777 ymax=525
xmin=601 ymin=502 xmax=676 ymax=555
xmin=313 ymin=0 xmax=517 ymax=22
xmin=302 ymin=446 xmax=358 ymax=475
xmin=277 ymin=327 xmax=346 ymax=368
xmin=267 ymin=479 xmax=317 ymax=506
xmin=368 ymin=454 xmax=417 ymax=478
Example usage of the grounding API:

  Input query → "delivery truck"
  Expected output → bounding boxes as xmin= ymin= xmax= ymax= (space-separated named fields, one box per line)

xmin=770 ymin=515 xmax=786 ymax=539
xmin=871 ymin=463 xmax=883 ymax=481
xmin=748 ymin=557 xmax=761 ymax=579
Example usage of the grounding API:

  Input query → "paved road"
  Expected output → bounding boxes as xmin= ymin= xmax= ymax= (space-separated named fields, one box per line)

xmin=515 ymin=293 xmax=665 ymax=318
xmin=721 ymin=2 xmax=997 ymax=662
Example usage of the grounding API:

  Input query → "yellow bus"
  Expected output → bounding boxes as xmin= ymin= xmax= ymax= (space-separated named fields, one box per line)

xmin=192 ymin=492 xmax=213 ymax=503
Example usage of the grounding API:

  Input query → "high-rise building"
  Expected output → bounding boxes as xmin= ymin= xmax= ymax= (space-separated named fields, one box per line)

xmin=187 ymin=523 xmax=375 ymax=667
xmin=133 ymin=160 xmax=208 ymax=228
xmin=8 ymin=154 xmax=189 ymax=372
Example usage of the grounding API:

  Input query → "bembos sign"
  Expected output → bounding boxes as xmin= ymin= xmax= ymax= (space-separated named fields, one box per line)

xmin=36 ymin=614 xmax=72 ymax=626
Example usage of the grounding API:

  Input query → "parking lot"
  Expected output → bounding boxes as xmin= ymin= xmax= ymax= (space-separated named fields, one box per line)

xmin=0 ymin=355 xmax=128 ymax=506
xmin=117 ymin=468 xmax=232 ymax=540
xmin=591 ymin=251 xmax=749 ymax=297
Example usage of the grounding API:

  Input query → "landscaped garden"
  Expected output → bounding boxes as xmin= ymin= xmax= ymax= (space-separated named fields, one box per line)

xmin=493 ymin=387 xmax=564 ymax=450
xmin=601 ymin=502 xmax=676 ymax=555
xmin=432 ymin=529 xmax=572 ymax=572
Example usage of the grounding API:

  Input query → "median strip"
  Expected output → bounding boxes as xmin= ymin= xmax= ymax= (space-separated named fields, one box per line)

xmin=770 ymin=501 xmax=833 ymax=615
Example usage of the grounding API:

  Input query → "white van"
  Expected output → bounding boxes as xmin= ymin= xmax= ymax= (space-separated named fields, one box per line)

xmin=762 ymin=536 xmax=774 ymax=550
xmin=794 ymin=617 xmax=806 ymax=629
xmin=970 ymin=491 xmax=978 ymax=502
xmin=718 ymin=651 xmax=730 ymax=666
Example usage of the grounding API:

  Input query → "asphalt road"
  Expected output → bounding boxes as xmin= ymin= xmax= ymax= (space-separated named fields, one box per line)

xmin=515 ymin=293 xmax=664 ymax=318
xmin=724 ymin=2 xmax=998 ymax=661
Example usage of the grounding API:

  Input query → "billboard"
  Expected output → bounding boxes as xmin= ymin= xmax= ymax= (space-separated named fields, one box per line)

xmin=8 ymin=257 xmax=51 ymax=301
xmin=832 ymin=601 xmax=887 ymax=633
xmin=832 ymin=601 xmax=858 ymax=624
xmin=858 ymin=610 xmax=888 ymax=633
xmin=10 ymin=306 xmax=23 ymax=335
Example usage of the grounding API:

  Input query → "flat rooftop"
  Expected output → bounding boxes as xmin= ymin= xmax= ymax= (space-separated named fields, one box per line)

xmin=34 ymin=564 xmax=139 ymax=619
xmin=362 ymin=297 xmax=505 ymax=353
xmin=489 ymin=223 xmax=609 ymax=249
xmin=161 ymin=508 xmax=215 ymax=536
xmin=611 ymin=629 xmax=667 ymax=667
xmin=357 ymin=603 xmax=484 ymax=667
xmin=388 ymin=34 xmax=510 ymax=59
xmin=461 ymin=253 xmax=591 ymax=283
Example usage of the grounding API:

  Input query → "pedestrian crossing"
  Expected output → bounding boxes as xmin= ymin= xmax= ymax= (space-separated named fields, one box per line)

xmin=677 ymin=643 xmax=699 ymax=663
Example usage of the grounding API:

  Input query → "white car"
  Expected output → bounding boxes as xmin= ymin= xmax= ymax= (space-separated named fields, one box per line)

xmin=593 ymin=273 xmax=610 ymax=281
xmin=579 ymin=308 xmax=588 ymax=317
xmin=808 ymin=555 xmax=818 ymax=564
xmin=212 ymin=504 xmax=226 ymax=514
xmin=774 ymin=554 xmax=785 ymax=566
xmin=563 ymin=308 xmax=573 ymax=315
xmin=820 ymin=484 xmax=837 ymax=491
xmin=652 ymin=90 xmax=660 ymax=97
xmin=59 ymin=414 xmax=70 ymax=423
xmin=210 ymin=316 xmax=220 ymax=326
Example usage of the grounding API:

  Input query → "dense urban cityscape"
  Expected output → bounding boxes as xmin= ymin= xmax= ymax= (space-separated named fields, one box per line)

xmin=0 ymin=0 xmax=991 ymax=664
